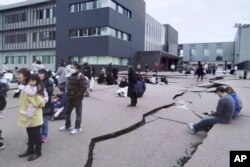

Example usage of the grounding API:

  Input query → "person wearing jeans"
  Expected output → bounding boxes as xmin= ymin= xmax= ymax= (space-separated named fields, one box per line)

xmin=59 ymin=63 xmax=87 ymax=135
xmin=188 ymin=86 xmax=235 ymax=133
xmin=38 ymin=69 xmax=54 ymax=143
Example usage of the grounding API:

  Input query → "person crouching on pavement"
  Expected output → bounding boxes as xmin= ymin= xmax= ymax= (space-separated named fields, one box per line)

xmin=59 ymin=63 xmax=88 ymax=135
xmin=188 ymin=86 xmax=235 ymax=133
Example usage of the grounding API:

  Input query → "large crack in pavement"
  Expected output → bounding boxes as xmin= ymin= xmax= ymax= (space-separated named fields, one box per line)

xmin=84 ymin=81 xmax=223 ymax=167
xmin=84 ymin=103 xmax=175 ymax=167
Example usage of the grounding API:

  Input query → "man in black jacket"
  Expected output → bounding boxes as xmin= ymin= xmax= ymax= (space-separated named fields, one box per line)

xmin=38 ymin=69 xmax=54 ymax=143
xmin=60 ymin=63 xmax=88 ymax=135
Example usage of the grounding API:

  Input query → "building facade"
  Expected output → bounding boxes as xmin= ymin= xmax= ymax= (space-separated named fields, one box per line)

xmin=0 ymin=0 xmax=56 ymax=70
xmin=234 ymin=26 xmax=250 ymax=70
xmin=0 ymin=0 xmax=146 ymax=70
xmin=144 ymin=13 xmax=165 ymax=51
xmin=179 ymin=42 xmax=234 ymax=70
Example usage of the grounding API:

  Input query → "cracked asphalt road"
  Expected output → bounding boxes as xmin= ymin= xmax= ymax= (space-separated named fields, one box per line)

xmin=0 ymin=73 xmax=221 ymax=167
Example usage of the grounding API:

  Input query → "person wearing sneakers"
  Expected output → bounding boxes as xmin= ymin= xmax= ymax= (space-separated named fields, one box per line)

xmin=187 ymin=86 xmax=235 ymax=134
xmin=59 ymin=63 xmax=87 ymax=135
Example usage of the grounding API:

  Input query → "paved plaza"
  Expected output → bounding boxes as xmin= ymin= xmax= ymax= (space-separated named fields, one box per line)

xmin=0 ymin=72 xmax=249 ymax=167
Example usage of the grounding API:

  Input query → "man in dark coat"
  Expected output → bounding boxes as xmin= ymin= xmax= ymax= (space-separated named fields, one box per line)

xmin=128 ymin=66 xmax=138 ymax=107
xmin=60 ymin=63 xmax=88 ymax=135
xmin=80 ymin=60 xmax=92 ymax=97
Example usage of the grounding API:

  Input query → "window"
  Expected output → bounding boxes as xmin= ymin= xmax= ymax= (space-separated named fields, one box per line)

xmin=69 ymin=0 xmax=131 ymax=18
xmin=81 ymin=3 xmax=87 ymax=11
xmin=87 ymin=1 xmax=94 ymax=10
xmin=203 ymin=49 xmax=209 ymax=57
xmin=33 ymin=32 xmax=37 ymax=42
xmin=39 ymin=31 xmax=56 ymax=41
xmin=190 ymin=48 xmax=196 ymax=57
xmin=69 ymin=27 xmax=131 ymax=41
xmin=5 ymin=56 xmax=26 ymax=64
xmin=33 ymin=55 xmax=55 ymax=64
xmin=5 ymin=34 xmax=27 ymax=44
xmin=216 ymin=48 xmax=223 ymax=57
xmin=69 ymin=30 xmax=78 ymax=38
xmin=46 ymin=9 xmax=50 ymax=18
xmin=5 ymin=13 xmax=26 ymax=24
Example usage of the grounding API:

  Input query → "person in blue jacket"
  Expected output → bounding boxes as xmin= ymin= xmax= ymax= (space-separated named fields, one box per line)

xmin=51 ymin=86 xmax=67 ymax=120
xmin=226 ymin=87 xmax=243 ymax=118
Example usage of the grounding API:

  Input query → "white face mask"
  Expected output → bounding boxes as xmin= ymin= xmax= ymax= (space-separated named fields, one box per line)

xmin=70 ymin=69 xmax=77 ymax=74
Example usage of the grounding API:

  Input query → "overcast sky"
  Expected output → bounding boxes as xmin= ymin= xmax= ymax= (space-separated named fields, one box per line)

xmin=1 ymin=0 xmax=249 ymax=43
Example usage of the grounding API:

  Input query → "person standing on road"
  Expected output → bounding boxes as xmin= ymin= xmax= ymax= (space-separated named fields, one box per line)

xmin=153 ymin=62 xmax=159 ymax=76
xmin=55 ymin=61 xmax=67 ymax=88
xmin=145 ymin=64 xmax=149 ymax=75
xmin=211 ymin=63 xmax=217 ymax=75
xmin=81 ymin=60 xmax=92 ymax=97
xmin=2 ymin=63 xmax=9 ymax=73
xmin=128 ymin=66 xmax=138 ymax=107
xmin=38 ymin=69 xmax=54 ymax=143
xmin=0 ymin=82 xmax=7 ymax=150
xmin=196 ymin=64 xmax=204 ymax=82
xmin=112 ymin=65 xmax=119 ymax=82
xmin=59 ymin=63 xmax=87 ymax=135
xmin=17 ymin=69 xmax=48 ymax=161
xmin=171 ymin=64 xmax=176 ymax=72
xmin=137 ymin=64 xmax=141 ymax=74
xmin=187 ymin=86 xmax=235 ymax=133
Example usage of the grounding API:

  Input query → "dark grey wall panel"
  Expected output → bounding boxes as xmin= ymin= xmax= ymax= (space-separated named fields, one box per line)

xmin=56 ymin=0 xmax=145 ymax=65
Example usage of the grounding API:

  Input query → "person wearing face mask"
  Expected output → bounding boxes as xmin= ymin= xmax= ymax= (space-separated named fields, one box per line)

xmin=187 ymin=86 xmax=235 ymax=134
xmin=59 ymin=63 xmax=88 ymax=135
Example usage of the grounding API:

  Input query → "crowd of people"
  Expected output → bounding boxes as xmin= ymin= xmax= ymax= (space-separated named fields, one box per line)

xmin=0 ymin=59 xmax=243 ymax=161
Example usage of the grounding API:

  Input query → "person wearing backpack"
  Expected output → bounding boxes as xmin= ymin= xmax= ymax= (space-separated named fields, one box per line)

xmin=59 ymin=63 xmax=87 ymax=135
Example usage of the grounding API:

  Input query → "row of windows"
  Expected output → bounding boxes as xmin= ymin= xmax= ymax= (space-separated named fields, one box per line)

xmin=5 ymin=34 xmax=27 ymax=44
xmin=110 ymin=0 xmax=131 ymax=18
xmin=5 ymin=13 xmax=26 ymax=24
xmin=33 ymin=55 xmax=55 ymax=64
xmin=70 ymin=56 xmax=129 ymax=65
xmin=5 ymin=56 xmax=27 ymax=64
xmin=69 ymin=27 xmax=131 ymax=41
xmin=5 ymin=8 xmax=55 ymax=24
xmin=70 ymin=0 xmax=131 ymax=18
xmin=34 ymin=8 xmax=56 ymax=20
xmin=190 ymin=43 xmax=224 ymax=48
xmin=189 ymin=48 xmax=224 ymax=57
xmin=4 ymin=55 xmax=55 ymax=64
xmin=33 ymin=31 xmax=56 ymax=42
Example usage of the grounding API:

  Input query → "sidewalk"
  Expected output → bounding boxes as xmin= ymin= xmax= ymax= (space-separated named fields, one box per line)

xmin=185 ymin=79 xmax=250 ymax=167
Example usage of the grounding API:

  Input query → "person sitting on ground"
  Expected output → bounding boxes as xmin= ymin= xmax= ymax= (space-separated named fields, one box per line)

xmin=51 ymin=86 xmax=67 ymax=120
xmin=149 ymin=74 xmax=157 ymax=84
xmin=97 ymin=70 xmax=106 ymax=84
xmin=115 ymin=77 xmax=128 ymax=97
xmin=136 ymin=75 xmax=146 ymax=98
xmin=187 ymin=86 xmax=235 ymax=134
xmin=106 ymin=73 xmax=114 ymax=85
xmin=226 ymin=87 xmax=243 ymax=118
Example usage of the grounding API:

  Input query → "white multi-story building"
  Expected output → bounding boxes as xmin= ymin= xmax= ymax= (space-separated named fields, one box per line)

xmin=144 ymin=13 xmax=165 ymax=51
